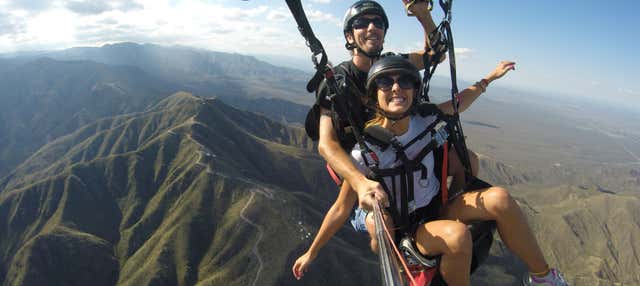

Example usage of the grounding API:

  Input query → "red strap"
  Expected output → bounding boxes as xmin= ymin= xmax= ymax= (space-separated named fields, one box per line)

xmin=441 ymin=142 xmax=448 ymax=205
xmin=326 ymin=163 xmax=342 ymax=186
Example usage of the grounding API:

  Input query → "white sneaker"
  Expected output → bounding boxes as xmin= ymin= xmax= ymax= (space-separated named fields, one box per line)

xmin=522 ymin=268 xmax=569 ymax=286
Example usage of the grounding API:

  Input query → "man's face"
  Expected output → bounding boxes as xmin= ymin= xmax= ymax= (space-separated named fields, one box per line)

xmin=347 ymin=14 xmax=385 ymax=55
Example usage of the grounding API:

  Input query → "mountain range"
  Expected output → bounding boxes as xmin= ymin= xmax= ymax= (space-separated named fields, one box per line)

xmin=0 ymin=93 xmax=381 ymax=285
xmin=0 ymin=43 xmax=312 ymax=178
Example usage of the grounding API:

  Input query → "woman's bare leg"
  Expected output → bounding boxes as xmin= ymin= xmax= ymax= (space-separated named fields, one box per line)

xmin=414 ymin=220 xmax=473 ymax=286
xmin=441 ymin=187 xmax=548 ymax=273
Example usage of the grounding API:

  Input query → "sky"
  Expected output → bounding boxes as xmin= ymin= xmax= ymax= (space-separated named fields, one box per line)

xmin=0 ymin=0 xmax=638 ymax=108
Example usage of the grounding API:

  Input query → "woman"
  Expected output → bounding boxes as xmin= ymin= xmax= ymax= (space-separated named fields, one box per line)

xmin=293 ymin=56 xmax=568 ymax=286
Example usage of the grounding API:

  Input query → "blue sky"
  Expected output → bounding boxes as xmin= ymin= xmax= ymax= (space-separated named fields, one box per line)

xmin=0 ymin=0 xmax=637 ymax=108
xmin=278 ymin=0 xmax=640 ymax=107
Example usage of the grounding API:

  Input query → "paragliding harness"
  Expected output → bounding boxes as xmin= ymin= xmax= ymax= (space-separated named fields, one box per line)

xmin=360 ymin=104 xmax=496 ymax=286
xmin=286 ymin=0 xmax=496 ymax=285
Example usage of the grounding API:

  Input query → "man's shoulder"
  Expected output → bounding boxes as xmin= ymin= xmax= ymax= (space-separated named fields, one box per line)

xmin=335 ymin=60 xmax=357 ymax=74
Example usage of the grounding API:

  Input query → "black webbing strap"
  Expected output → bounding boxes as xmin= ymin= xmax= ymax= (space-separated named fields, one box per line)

xmin=420 ymin=23 xmax=448 ymax=103
xmin=418 ymin=0 xmax=473 ymax=182
xmin=284 ymin=0 xmax=326 ymax=93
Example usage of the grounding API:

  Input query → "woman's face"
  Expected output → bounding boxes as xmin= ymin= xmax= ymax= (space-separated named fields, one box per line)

xmin=375 ymin=73 xmax=415 ymax=115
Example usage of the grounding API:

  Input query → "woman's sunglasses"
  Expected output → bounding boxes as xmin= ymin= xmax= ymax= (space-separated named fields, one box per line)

xmin=352 ymin=17 xmax=385 ymax=30
xmin=375 ymin=75 xmax=415 ymax=91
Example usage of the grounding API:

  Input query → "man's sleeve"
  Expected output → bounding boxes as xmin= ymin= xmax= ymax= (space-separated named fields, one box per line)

xmin=315 ymin=79 xmax=332 ymax=110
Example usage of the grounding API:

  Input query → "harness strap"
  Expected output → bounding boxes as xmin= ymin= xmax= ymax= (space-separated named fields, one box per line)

xmin=441 ymin=142 xmax=449 ymax=205
xmin=399 ymin=169 xmax=409 ymax=230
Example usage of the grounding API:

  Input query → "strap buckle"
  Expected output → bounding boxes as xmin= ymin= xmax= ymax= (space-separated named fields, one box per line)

xmin=433 ymin=121 xmax=449 ymax=146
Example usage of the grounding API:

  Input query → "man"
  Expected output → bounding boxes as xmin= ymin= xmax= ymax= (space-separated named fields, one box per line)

xmin=312 ymin=0 xmax=442 ymax=211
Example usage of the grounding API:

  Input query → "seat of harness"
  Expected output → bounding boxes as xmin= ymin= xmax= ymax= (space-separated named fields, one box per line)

xmin=401 ymin=178 xmax=499 ymax=274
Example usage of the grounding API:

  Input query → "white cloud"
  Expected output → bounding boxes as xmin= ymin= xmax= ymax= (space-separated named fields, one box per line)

xmin=306 ymin=9 xmax=340 ymax=25
xmin=454 ymin=47 xmax=473 ymax=59
xmin=0 ymin=11 xmax=24 ymax=35
xmin=617 ymin=87 xmax=637 ymax=96
xmin=65 ymin=0 xmax=143 ymax=15
xmin=0 ymin=1 xmax=333 ymax=59
xmin=267 ymin=8 xmax=289 ymax=22
xmin=311 ymin=0 xmax=332 ymax=3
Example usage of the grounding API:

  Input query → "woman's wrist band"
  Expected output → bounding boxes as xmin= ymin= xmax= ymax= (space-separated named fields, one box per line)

xmin=475 ymin=79 xmax=488 ymax=93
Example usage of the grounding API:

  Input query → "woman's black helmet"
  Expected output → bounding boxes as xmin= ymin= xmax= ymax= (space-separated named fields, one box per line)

xmin=366 ymin=55 xmax=422 ymax=103
xmin=343 ymin=1 xmax=389 ymax=47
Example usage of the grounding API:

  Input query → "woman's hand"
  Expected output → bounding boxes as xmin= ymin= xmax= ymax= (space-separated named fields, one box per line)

xmin=487 ymin=61 xmax=516 ymax=82
xmin=292 ymin=251 xmax=316 ymax=280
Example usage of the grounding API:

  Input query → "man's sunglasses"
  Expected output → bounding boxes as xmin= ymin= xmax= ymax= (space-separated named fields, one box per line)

xmin=375 ymin=75 xmax=416 ymax=91
xmin=352 ymin=17 xmax=385 ymax=30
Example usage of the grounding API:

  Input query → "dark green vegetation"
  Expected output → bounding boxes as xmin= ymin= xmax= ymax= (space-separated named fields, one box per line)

xmin=1 ymin=43 xmax=638 ymax=285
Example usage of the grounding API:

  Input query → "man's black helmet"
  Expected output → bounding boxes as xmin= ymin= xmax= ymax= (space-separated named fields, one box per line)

xmin=343 ymin=0 xmax=389 ymax=37
xmin=366 ymin=55 xmax=421 ymax=102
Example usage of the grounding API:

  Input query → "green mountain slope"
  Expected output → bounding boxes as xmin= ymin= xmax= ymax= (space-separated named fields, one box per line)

xmin=0 ymin=92 xmax=380 ymax=286
xmin=0 ymin=44 xmax=315 ymax=178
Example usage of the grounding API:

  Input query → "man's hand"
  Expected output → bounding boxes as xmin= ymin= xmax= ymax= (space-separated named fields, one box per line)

xmin=354 ymin=178 xmax=389 ymax=211
xmin=406 ymin=0 xmax=433 ymax=19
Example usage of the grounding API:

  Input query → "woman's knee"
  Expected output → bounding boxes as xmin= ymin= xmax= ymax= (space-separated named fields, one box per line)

xmin=414 ymin=221 xmax=472 ymax=257
xmin=484 ymin=187 xmax=516 ymax=214
xmin=440 ymin=221 xmax=472 ymax=255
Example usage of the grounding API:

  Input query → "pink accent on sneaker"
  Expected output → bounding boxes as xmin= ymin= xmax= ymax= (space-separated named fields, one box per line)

xmin=526 ymin=268 xmax=569 ymax=286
